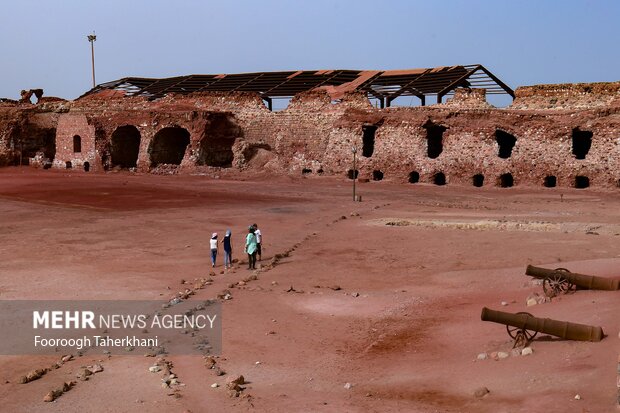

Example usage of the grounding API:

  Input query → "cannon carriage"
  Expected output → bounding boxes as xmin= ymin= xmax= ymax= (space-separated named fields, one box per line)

xmin=525 ymin=265 xmax=620 ymax=298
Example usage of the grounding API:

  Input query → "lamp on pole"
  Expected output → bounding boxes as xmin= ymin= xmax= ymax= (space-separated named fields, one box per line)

xmin=352 ymin=146 xmax=357 ymax=201
xmin=87 ymin=32 xmax=97 ymax=88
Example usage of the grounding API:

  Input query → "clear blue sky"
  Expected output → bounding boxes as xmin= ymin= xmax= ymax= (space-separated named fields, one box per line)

xmin=1 ymin=0 xmax=618 ymax=103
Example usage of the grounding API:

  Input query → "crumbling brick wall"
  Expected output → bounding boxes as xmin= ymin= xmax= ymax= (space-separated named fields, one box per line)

xmin=2 ymin=81 xmax=620 ymax=189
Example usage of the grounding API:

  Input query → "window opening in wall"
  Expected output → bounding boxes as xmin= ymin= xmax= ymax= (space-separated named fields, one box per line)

xmin=433 ymin=172 xmax=446 ymax=186
xmin=495 ymin=129 xmax=517 ymax=158
xmin=575 ymin=175 xmax=589 ymax=188
xmin=544 ymin=175 xmax=557 ymax=188
xmin=499 ymin=173 xmax=513 ymax=187
xmin=408 ymin=171 xmax=420 ymax=183
xmin=473 ymin=174 xmax=484 ymax=187
xmin=372 ymin=170 xmax=384 ymax=181
xmin=73 ymin=135 xmax=82 ymax=153
xmin=347 ymin=169 xmax=359 ymax=179
xmin=362 ymin=125 xmax=377 ymax=157
xmin=572 ymin=128 xmax=592 ymax=160
xmin=423 ymin=120 xmax=446 ymax=159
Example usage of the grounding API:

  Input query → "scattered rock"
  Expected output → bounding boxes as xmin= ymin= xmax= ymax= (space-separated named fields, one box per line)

xmin=211 ymin=383 xmax=219 ymax=388
xmin=476 ymin=353 xmax=488 ymax=360
xmin=61 ymin=355 xmax=73 ymax=363
xmin=344 ymin=382 xmax=352 ymax=389
xmin=500 ymin=301 xmax=508 ymax=306
xmin=329 ymin=285 xmax=341 ymax=291
xmin=497 ymin=352 xmax=509 ymax=360
xmin=473 ymin=387 xmax=490 ymax=398
xmin=574 ymin=394 xmax=581 ymax=400
xmin=351 ymin=292 xmax=360 ymax=297
xmin=149 ymin=365 xmax=161 ymax=373
xmin=521 ymin=347 xmax=533 ymax=356
xmin=510 ymin=349 xmax=521 ymax=357
xmin=19 ymin=368 xmax=48 ymax=384
xmin=76 ymin=368 xmax=92 ymax=381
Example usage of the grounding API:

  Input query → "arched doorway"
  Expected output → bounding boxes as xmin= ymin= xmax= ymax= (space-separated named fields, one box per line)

xmin=149 ymin=127 xmax=190 ymax=166
xmin=111 ymin=125 xmax=141 ymax=168
xmin=197 ymin=114 xmax=241 ymax=167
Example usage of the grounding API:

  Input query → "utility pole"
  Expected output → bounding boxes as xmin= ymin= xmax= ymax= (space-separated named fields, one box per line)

xmin=87 ymin=32 xmax=97 ymax=88
xmin=352 ymin=146 xmax=357 ymax=201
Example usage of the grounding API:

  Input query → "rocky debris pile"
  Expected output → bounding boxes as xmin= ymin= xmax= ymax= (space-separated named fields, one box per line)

xmin=473 ymin=386 xmax=490 ymax=399
xmin=226 ymin=375 xmax=246 ymax=398
xmin=76 ymin=364 xmax=104 ymax=381
xmin=43 ymin=381 xmax=76 ymax=402
xmin=526 ymin=292 xmax=550 ymax=307
xmin=477 ymin=347 xmax=533 ymax=361
xmin=150 ymin=164 xmax=180 ymax=175
xmin=149 ymin=358 xmax=183 ymax=397
xmin=19 ymin=354 xmax=75 ymax=384
xmin=204 ymin=355 xmax=226 ymax=376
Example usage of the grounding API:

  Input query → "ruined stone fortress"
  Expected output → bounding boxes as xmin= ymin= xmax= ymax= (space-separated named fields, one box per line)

xmin=1 ymin=65 xmax=619 ymax=189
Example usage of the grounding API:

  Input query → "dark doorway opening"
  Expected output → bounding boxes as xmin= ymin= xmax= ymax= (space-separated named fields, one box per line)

xmin=423 ymin=120 xmax=446 ymax=159
xmin=499 ymin=173 xmax=513 ymax=188
xmin=347 ymin=169 xmax=359 ymax=179
xmin=73 ymin=135 xmax=82 ymax=153
xmin=372 ymin=170 xmax=384 ymax=181
xmin=408 ymin=171 xmax=420 ymax=183
xmin=150 ymin=127 xmax=190 ymax=166
xmin=84 ymin=161 xmax=90 ymax=172
xmin=65 ymin=161 xmax=72 ymax=169
xmin=473 ymin=174 xmax=484 ymax=187
xmin=495 ymin=130 xmax=517 ymax=158
xmin=302 ymin=168 xmax=312 ymax=175
xmin=362 ymin=125 xmax=377 ymax=157
xmin=111 ymin=125 xmax=141 ymax=168
xmin=198 ymin=113 xmax=241 ymax=167
xmin=544 ymin=175 xmax=557 ymax=188
xmin=572 ymin=128 xmax=592 ymax=160
xmin=575 ymin=175 xmax=589 ymax=188
xmin=433 ymin=172 xmax=446 ymax=186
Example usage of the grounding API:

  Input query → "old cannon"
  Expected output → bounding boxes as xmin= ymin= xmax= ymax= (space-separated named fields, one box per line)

xmin=525 ymin=265 xmax=620 ymax=298
xmin=481 ymin=307 xmax=605 ymax=347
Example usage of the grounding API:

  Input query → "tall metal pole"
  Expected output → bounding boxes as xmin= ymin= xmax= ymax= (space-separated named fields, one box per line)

xmin=352 ymin=146 xmax=357 ymax=201
xmin=87 ymin=33 xmax=97 ymax=88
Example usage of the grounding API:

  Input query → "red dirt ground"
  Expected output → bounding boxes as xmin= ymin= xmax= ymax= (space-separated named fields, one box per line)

xmin=0 ymin=168 xmax=618 ymax=413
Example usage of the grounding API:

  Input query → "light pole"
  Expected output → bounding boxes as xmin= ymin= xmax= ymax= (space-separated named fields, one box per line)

xmin=87 ymin=32 xmax=97 ymax=88
xmin=352 ymin=146 xmax=357 ymax=201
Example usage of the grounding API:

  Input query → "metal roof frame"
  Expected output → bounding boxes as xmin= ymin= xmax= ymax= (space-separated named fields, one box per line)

xmin=78 ymin=65 xmax=513 ymax=108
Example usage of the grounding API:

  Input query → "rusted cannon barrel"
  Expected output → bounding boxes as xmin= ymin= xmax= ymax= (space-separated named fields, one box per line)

xmin=481 ymin=307 xmax=604 ymax=342
xmin=525 ymin=265 xmax=620 ymax=291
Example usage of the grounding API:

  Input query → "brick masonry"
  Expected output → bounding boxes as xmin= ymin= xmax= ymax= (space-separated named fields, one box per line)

xmin=0 ymin=82 xmax=619 ymax=189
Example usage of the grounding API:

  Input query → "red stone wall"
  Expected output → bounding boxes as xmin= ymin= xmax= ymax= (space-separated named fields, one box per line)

xmin=3 ymin=81 xmax=620 ymax=189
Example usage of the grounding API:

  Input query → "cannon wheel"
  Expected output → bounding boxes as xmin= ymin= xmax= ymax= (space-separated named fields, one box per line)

xmin=506 ymin=312 xmax=538 ymax=347
xmin=542 ymin=268 xmax=574 ymax=298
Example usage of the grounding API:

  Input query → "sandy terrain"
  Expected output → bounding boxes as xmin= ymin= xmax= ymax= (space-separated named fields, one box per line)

xmin=0 ymin=168 xmax=618 ymax=413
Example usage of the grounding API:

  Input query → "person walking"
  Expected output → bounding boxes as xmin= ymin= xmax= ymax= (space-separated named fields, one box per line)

xmin=210 ymin=232 xmax=218 ymax=268
xmin=221 ymin=229 xmax=232 ymax=269
xmin=252 ymin=223 xmax=263 ymax=261
xmin=245 ymin=225 xmax=257 ymax=270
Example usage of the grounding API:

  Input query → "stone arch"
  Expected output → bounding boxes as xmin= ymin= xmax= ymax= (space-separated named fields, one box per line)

xmin=408 ymin=171 xmax=420 ymax=183
xmin=149 ymin=126 xmax=190 ymax=167
xmin=372 ymin=170 xmax=384 ymax=181
xmin=499 ymin=173 xmax=514 ymax=188
xmin=432 ymin=172 xmax=446 ymax=186
xmin=111 ymin=125 xmax=141 ymax=168
xmin=197 ymin=113 xmax=242 ymax=167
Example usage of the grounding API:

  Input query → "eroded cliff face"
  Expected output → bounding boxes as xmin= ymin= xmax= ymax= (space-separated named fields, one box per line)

xmin=1 ymin=82 xmax=619 ymax=189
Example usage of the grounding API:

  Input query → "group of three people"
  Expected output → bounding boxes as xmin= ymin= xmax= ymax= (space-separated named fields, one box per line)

xmin=209 ymin=224 xmax=262 ymax=270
